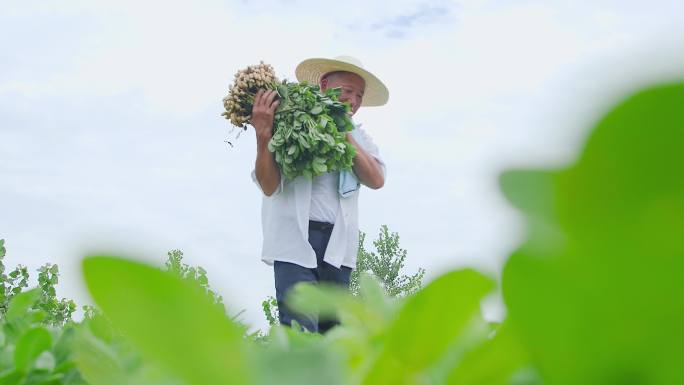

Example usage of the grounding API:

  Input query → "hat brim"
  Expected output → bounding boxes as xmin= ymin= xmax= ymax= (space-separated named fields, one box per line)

xmin=295 ymin=58 xmax=389 ymax=107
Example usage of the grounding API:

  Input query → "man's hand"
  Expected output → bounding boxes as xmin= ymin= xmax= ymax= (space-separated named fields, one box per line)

xmin=251 ymin=89 xmax=280 ymax=144
xmin=252 ymin=89 xmax=282 ymax=197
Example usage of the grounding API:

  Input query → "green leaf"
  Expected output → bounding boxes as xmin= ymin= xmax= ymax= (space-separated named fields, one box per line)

xmin=14 ymin=327 xmax=52 ymax=371
xmin=313 ymin=162 xmax=327 ymax=174
xmin=345 ymin=120 xmax=355 ymax=132
xmin=500 ymin=83 xmax=684 ymax=385
xmin=357 ymin=274 xmax=395 ymax=321
xmin=446 ymin=323 xmax=530 ymax=385
xmin=82 ymin=256 xmax=250 ymax=385
xmin=362 ymin=269 xmax=495 ymax=385
xmin=28 ymin=310 xmax=47 ymax=324
xmin=276 ymin=84 xmax=289 ymax=99
xmin=297 ymin=135 xmax=310 ymax=149
xmin=6 ymin=289 xmax=41 ymax=324
xmin=291 ymin=273 xmax=398 ymax=336
xmin=51 ymin=325 xmax=77 ymax=366
xmin=310 ymin=105 xmax=323 ymax=115
xmin=71 ymin=330 xmax=129 ymax=385
xmin=287 ymin=283 xmax=350 ymax=321
xmin=0 ymin=370 xmax=25 ymax=385
xmin=84 ymin=314 xmax=116 ymax=344
xmin=252 ymin=335 xmax=345 ymax=385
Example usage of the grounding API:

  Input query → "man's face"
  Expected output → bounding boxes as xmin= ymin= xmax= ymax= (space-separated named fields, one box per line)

xmin=320 ymin=71 xmax=366 ymax=116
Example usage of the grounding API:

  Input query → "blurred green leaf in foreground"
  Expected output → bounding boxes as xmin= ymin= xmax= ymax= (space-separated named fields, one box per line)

xmin=500 ymin=83 xmax=684 ymax=385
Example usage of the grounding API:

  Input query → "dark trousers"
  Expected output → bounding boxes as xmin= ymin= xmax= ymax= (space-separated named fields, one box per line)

xmin=273 ymin=221 xmax=352 ymax=334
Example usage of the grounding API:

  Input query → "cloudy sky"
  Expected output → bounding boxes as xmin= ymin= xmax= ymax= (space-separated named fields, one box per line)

xmin=2 ymin=0 xmax=683 ymax=331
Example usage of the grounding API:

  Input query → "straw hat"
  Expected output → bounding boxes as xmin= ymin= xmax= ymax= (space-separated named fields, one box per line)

xmin=295 ymin=55 xmax=389 ymax=107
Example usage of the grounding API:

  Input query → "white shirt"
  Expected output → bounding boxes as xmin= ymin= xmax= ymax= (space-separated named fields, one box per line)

xmin=309 ymin=171 xmax=339 ymax=223
xmin=251 ymin=126 xmax=385 ymax=269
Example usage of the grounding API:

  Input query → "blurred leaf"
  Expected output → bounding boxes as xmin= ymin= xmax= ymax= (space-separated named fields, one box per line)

xmin=0 ymin=345 xmax=15 ymax=371
xmin=363 ymin=269 xmax=495 ymax=385
xmin=23 ymin=373 xmax=65 ymax=385
xmin=500 ymin=83 xmax=684 ymax=385
xmin=51 ymin=325 xmax=76 ymax=365
xmin=252 ymin=336 xmax=345 ymax=385
xmin=71 ymin=330 xmax=128 ymax=385
xmin=82 ymin=256 xmax=249 ymax=385
xmin=446 ymin=323 xmax=530 ymax=385
xmin=387 ymin=269 xmax=494 ymax=368
xmin=357 ymin=274 xmax=396 ymax=322
xmin=82 ymin=314 xmax=115 ymax=345
xmin=14 ymin=327 xmax=52 ymax=371
xmin=6 ymin=289 xmax=40 ymax=324
xmin=0 ymin=370 xmax=24 ymax=385
xmin=287 ymin=282 xmax=351 ymax=320
xmin=287 ymin=281 xmax=390 ymax=333
xmin=28 ymin=311 xmax=46 ymax=325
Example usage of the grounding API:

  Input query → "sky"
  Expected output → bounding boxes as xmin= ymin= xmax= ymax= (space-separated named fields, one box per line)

xmin=2 ymin=0 xmax=684 ymax=331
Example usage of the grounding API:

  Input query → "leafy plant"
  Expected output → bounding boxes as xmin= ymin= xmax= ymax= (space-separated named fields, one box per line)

xmin=351 ymin=225 xmax=425 ymax=297
xmin=222 ymin=62 xmax=357 ymax=180
xmin=0 ymin=243 xmax=236 ymax=385
xmin=164 ymin=249 xmax=224 ymax=312
xmin=0 ymin=239 xmax=30 ymax=316
xmin=0 ymin=240 xmax=76 ymax=327
xmin=36 ymin=264 xmax=77 ymax=327
xmin=269 ymin=82 xmax=357 ymax=180
xmin=82 ymin=256 xmax=250 ymax=385
xmin=261 ymin=296 xmax=279 ymax=327
xmin=0 ymin=290 xmax=86 ymax=385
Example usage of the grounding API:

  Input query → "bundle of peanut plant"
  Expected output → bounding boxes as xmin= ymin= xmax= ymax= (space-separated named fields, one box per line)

xmin=222 ymin=62 xmax=357 ymax=180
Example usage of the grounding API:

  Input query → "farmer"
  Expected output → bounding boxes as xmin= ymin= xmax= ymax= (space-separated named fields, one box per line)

xmin=250 ymin=55 xmax=389 ymax=333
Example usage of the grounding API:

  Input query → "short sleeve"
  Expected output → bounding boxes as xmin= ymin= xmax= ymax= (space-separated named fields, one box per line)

xmin=352 ymin=127 xmax=387 ymax=180
xmin=251 ymin=169 xmax=285 ymax=196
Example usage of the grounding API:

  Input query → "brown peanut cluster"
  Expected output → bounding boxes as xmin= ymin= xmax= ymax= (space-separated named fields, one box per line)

xmin=221 ymin=61 xmax=279 ymax=128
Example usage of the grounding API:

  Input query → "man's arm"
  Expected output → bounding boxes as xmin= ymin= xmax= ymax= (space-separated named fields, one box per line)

xmin=255 ymin=138 xmax=281 ymax=196
xmin=253 ymin=89 xmax=281 ymax=196
xmin=347 ymin=132 xmax=385 ymax=189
